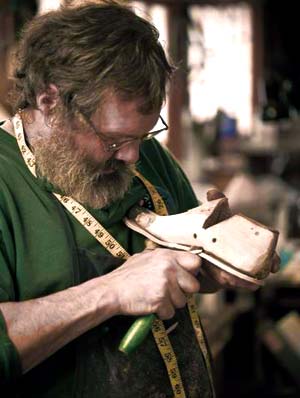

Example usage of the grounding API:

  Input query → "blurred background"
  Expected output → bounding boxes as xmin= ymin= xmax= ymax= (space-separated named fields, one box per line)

xmin=1 ymin=0 xmax=300 ymax=396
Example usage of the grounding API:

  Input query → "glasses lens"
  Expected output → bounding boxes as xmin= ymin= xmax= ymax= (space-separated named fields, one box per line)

xmin=149 ymin=116 xmax=168 ymax=133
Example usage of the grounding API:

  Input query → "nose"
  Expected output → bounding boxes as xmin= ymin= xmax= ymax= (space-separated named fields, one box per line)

xmin=113 ymin=140 xmax=140 ymax=164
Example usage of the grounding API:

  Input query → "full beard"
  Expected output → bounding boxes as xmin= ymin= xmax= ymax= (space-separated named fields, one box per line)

xmin=32 ymin=131 xmax=135 ymax=209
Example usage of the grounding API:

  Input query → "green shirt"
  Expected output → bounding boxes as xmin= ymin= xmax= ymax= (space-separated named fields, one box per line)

xmin=0 ymin=127 xmax=213 ymax=397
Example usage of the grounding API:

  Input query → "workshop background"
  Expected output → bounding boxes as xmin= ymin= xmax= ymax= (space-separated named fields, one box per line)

xmin=1 ymin=0 xmax=300 ymax=397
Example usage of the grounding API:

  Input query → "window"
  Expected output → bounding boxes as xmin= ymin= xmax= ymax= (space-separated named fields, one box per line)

xmin=189 ymin=4 xmax=253 ymax=135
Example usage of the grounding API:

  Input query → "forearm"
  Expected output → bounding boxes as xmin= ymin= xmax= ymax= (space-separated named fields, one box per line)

xmin=0 ymin=248 xmax=204 ymax=376
xmin=0 ymin=276 xmax=117 ymax=374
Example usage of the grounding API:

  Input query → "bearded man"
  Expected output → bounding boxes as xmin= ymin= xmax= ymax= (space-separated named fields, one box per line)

xmin=0 ymin=2 xmax=279 ymax=397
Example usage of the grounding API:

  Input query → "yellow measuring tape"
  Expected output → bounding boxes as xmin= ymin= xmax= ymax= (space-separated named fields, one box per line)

xmin=134 ymin=170 xmax=215 ymax=398
xmin=13 ymin=112 xmax=215 ymax=398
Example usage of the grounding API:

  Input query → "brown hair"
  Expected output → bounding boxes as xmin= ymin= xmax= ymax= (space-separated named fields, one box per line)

xmin=11 ymin=0 xmax=174 ymax=119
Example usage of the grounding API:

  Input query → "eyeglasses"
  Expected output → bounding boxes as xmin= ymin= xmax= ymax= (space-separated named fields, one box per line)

xmin=80 ymin=111 xmax=168 ymax=153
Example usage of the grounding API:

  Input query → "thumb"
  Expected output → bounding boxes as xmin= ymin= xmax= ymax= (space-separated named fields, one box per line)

xmin=206 ymin=188 xmax=226 ymax=201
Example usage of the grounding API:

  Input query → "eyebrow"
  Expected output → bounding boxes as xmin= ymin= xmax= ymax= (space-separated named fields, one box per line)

xmin=99 ymin=130 xmax=147 ymax=141
xmin=80 ymin=105 xmax=160 ymax=141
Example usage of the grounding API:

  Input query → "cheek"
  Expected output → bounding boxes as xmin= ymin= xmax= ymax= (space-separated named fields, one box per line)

xmin=73 ymin=132 xmax=110 ymax=162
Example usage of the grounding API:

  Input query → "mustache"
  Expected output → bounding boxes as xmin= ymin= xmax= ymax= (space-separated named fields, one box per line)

xmin=104 ymin=158 xmax=127 ymax=171
xmin=89 ymin=157 xmax=135 ymax=183
xmin=88 ymin=157 xmax=128 ymax=176
xmin=33 ymin=136 xmax=134 ymax=208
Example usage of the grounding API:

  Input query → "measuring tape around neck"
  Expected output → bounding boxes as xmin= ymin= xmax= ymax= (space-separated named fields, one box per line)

xmin=12 ymin=112 xmax=215 ymax=398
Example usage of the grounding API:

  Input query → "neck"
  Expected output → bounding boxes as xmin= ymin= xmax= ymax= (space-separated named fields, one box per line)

xmin=1 ymin=119 xmax=15 ymax=136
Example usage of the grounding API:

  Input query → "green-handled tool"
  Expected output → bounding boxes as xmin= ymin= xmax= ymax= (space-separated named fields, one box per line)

xmin=118 ymin=313 xmax=155 ymax=354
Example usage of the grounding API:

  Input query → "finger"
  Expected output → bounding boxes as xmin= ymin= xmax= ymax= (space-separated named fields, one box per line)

xmin=203 ymin=261 xmax=258 ymax=291
xmin=168 ymin=282 xmax=187 ymax=309
xmin=156 ymin=298 xmax=176 ymax=320
xmin=176 ymin=267 xmax=200 ymax=293
xmin=206 ymin=188 xmax=226 ymax=201
xmin=144 ymin=239 xmax=159 ymax=251
xmin=270 ymin=253 xmax=281 ymax=273
xmin=175 ymin=251 xmax=202 ymax=274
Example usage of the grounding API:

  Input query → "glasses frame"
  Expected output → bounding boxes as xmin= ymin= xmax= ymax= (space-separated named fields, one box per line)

xmin=80 ymin=110 xmax=168 ymax=153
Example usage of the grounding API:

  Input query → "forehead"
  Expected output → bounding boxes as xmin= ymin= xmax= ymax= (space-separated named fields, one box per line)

xmin=94 ymin=92 xmax=160 ymax=134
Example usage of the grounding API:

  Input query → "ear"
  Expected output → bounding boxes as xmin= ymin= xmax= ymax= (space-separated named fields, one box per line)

xmin=36 ymin=84 xmax=59 ymax=115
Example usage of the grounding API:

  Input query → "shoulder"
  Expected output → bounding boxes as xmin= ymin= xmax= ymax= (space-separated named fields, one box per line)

xmin=139 ymin=138 xmax=183 ymax=177
xmin=0 ymin=128 xmax=22 ymax=180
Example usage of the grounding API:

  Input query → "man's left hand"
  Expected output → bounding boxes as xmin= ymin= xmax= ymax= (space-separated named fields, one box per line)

xmin=197 ymin=252 xmax=281 ymax=293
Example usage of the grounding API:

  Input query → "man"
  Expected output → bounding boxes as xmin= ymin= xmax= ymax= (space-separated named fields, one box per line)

xmin=0 ymin=2 xmax=279 ymax=397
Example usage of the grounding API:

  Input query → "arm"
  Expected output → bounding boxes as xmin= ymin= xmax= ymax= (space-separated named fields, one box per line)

xmin=0 ymin=276 xmax=116 ymax=374
xmin=0 ymin=248 xmax=201 ymax=375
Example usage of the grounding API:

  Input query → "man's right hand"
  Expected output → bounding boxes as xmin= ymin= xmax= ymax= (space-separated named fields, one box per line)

xmin=0 ymin=248 xmax=201 ymax=374
xmin=105 ymin=248 xmax=202 ymax=320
